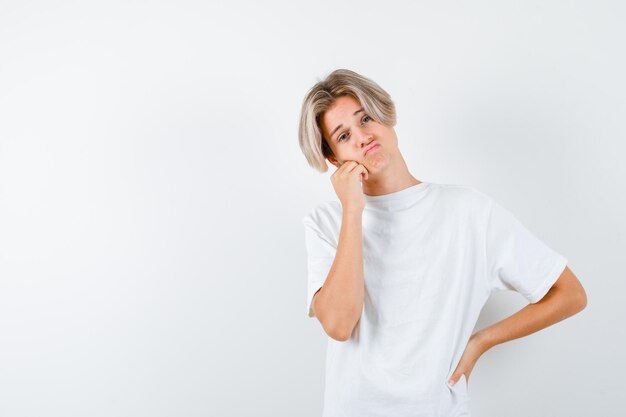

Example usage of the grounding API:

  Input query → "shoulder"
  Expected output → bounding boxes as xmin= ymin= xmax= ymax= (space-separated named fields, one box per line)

xmin=429 ymin=182 xmax=493 ymax=210
xmin=301 ymin=200 xmax=342 ymax=228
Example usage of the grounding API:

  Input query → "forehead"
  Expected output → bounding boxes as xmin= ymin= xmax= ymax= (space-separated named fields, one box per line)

xmin=321 ymin=95 xmax=362 ymax=135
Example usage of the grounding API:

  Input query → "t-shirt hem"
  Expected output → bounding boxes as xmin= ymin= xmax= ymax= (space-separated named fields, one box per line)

xmin=308 ymin=283 xmax=323 ymax=318
xmin=525 ymin=255 xmax=568 ymax=304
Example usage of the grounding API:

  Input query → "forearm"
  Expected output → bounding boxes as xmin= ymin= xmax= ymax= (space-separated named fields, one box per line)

xmin=475 ymin=285 xmax=586 ymax=353
xmin=316 ymin=209 xmax=365 ymax=340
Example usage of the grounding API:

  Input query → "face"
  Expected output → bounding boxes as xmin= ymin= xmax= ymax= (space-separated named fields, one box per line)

xmin=321 ymin=95 xmax=397 ymax=172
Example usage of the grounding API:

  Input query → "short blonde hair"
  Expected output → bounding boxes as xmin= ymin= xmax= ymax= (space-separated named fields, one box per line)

xmin=298 ymin=69 xmax=397 ymax=173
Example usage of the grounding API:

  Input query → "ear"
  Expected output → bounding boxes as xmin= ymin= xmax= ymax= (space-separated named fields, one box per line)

xmin=322 ymin=137 xmax=341 ymax=169
xmin=327 ymin=155 xmax=342 ymax=169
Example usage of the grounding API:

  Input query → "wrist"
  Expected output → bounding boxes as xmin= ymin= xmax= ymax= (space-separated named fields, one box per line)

xmin=472 ymin=329 xmax=495 ymax=354
xmin=342 ymin=207 xmax=364 ymax=217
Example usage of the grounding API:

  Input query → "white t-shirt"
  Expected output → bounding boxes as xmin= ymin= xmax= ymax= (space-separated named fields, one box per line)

xmin=302 ymin=181 xmax=567 ymax=417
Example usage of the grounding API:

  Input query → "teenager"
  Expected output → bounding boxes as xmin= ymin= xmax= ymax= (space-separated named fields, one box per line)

xmin=298 ymin=68 xmax=587 ymax=417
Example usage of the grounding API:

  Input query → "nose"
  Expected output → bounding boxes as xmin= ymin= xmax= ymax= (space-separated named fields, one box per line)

xmin=353 ymin=125 xmax=372 ymax=146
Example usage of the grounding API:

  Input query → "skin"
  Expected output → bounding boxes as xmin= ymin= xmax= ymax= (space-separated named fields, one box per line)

xmin=320 ymin=95 xmax=422 ymax=198
xmin=449 ymin=265 xmax=587 ymax=387
xmin=320 ymin=94 xmax=588 ymax=387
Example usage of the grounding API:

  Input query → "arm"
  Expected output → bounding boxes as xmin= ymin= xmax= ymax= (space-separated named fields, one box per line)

xmin=475 ymin=266 xmax=587 ymax=352
xmin=313 ymin=209 xmax=365 ymax=342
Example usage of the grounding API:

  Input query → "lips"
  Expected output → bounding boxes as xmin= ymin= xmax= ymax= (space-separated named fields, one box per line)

xmin=364 ymin=142 xmax=379 ymax=156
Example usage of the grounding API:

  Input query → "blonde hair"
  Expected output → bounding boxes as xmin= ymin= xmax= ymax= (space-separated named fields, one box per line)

xmin=298 ymin=69 xmax=397 ymax=173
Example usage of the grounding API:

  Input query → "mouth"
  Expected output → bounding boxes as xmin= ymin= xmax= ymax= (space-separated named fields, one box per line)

xmin=364 ymin=142 xmax=380 ymax=156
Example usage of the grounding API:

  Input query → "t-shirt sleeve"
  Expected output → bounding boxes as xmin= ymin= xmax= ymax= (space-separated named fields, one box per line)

xmin=302 ymin=215 xmax=337 ymax=318
xmin=485 ymin=197 xmax=568 ymax=304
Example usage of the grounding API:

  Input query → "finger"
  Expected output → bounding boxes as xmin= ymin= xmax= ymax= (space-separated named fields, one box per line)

xmin=339 ymin=160 xmax=357 ymax=172
xmin=339 ymin=161 xmax=359 ymax=177
xmin=447 ymin=373 xmax=461 ymax=387
xmin=346 ymin=162 xmax=365 ymax=175
xmin=353 ymin=164 xmax=369 ymax=181
xmin=359 ymin=167 xmax=369 ymax=181
xmin=332 ymin=160 xmax=354 ymax=176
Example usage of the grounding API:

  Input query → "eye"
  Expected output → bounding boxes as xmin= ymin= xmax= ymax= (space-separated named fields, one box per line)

xmin=337 ymin=115 xmax=372 ymax=143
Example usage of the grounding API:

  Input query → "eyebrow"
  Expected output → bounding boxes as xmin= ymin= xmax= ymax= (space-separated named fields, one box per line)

xmin=329 ymin=107 xmax=365 ymax=140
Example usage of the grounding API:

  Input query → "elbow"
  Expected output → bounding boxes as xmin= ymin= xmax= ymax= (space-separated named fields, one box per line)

xmin=328 ymin=329 xmax=350 ymax=342
xmin=576 ymin=288 xmax=588 ymax=311
xmin=315 ymin=296 xmax=362 ymax=342
xmin=325 ymin=318 xmax=359 ymax=342
xmin=564 ymin=287 xmax=587 ymax=315
xmin=327 ymin=326 xmax=352 ymax=342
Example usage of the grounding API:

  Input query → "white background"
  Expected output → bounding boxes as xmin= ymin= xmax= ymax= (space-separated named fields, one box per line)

xmin=0 ymin=1 xmax=624 ymax=416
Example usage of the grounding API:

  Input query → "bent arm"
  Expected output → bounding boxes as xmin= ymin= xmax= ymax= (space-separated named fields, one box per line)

xmin=475 ymin=266 xmax=587 ymax=352
xmin=314 ymin=209 xmax=365 ymax=341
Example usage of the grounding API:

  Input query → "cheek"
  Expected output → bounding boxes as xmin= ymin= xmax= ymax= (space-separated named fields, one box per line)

xmin=374 ymin=125 xmax=389 ymax=135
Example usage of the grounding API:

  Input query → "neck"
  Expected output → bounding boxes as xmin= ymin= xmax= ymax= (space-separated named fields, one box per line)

xmin=362 ymin=154 xmax=421 ymax=196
